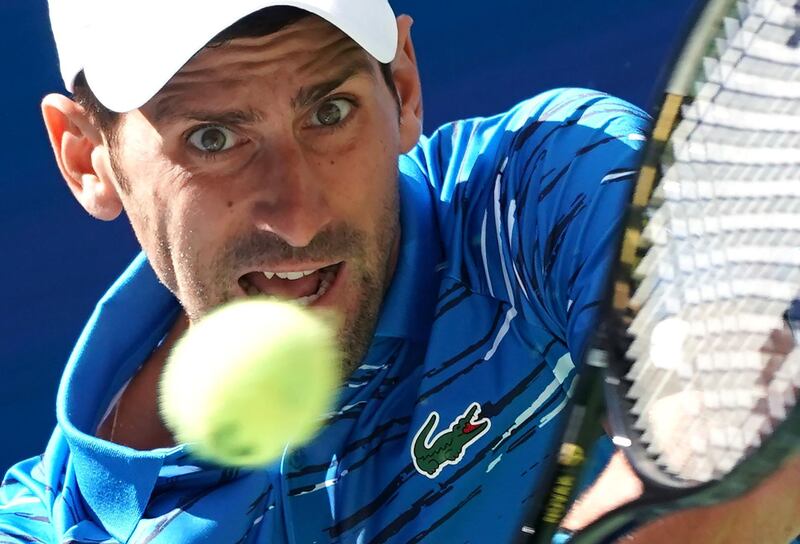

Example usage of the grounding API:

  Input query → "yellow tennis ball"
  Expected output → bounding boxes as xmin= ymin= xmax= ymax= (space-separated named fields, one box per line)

xmin=159 ymin=298 xmax=340 ymax=467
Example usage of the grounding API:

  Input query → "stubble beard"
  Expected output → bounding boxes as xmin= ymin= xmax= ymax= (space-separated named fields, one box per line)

xmin=110 ymin=141 xmax=403 ymax=379
xmin=336 ymin=206 xmax=400 ymax=376
xmin=159 ymin=189 xmax=401 ymax=379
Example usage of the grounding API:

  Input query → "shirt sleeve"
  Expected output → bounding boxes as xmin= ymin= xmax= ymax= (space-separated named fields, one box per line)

xmin=0 ymin=458 xmax=54 ymax=543
xmin=402 ymin=88 xmax=650 ymax=364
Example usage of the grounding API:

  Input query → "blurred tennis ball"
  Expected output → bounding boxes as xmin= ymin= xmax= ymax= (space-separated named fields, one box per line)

xmin=159 ymin=298 xmax=340 ymax=467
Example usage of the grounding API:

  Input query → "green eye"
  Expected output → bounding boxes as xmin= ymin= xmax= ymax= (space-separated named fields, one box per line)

xmin=311 ymin=99 xmax=353 ymax=127
xmin=188 ymin=125 xmax=237 ymax=153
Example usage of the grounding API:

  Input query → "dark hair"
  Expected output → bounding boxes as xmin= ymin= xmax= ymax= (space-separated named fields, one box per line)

xmin=72 ymin=6 xmax=397 ymax=134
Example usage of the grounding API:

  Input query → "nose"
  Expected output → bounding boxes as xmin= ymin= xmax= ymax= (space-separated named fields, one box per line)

xmin=249 ymin=144 xmax=332 ymax=248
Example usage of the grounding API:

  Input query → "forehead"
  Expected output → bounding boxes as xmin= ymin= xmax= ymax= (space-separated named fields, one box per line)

xmin=151 ymin=16 xmax=375 ymax=103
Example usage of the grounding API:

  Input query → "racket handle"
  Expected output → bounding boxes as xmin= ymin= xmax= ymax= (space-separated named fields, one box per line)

xmin=525 ymin=443 xmax=588 ymax=543
xmin=520 ymin=349 xmax=608 ymax=543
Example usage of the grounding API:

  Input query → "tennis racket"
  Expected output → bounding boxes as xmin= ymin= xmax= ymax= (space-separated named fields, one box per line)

xmin=522 ymin=0 xmax=800 ymax=541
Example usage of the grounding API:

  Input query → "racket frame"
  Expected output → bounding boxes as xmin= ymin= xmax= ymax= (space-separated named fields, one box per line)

xmin=572 ymin=0 xmax=800 ymax=538
xmin=523 ymin=0 xmax=800 ymax=540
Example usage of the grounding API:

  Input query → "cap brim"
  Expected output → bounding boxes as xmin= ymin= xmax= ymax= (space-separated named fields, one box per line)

xmin=83 ymin=0 xmax=398 ymax=112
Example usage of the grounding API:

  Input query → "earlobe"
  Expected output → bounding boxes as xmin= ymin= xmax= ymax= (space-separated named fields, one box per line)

xmin=41 ymin=93 xmax=123 ymax=221
xmin=392 ymin=15 xmax=424 ymax=154
xmin=81 ymin=166 xmax=124 ymax=221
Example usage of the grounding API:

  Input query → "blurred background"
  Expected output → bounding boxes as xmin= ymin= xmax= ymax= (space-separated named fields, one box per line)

xmin=0 ymin=0 xmax=695 ymax=473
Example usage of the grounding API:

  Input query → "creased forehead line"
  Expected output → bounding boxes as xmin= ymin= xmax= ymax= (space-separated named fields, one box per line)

xmin=150 ymin=38 xmax=375 ymax=123
xmin=297 ymin=38 xmax=371 ymax=77
xmin=168 ymin=35 xmax=363 ymax=91
xmin=172 ymin=15 xmax=352 ymax=82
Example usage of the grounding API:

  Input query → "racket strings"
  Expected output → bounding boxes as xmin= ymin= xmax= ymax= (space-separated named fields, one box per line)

xmin=660 ymin=167 xmax=800 ymax=200
xmin=623 ymin=0 xmax=800 ymax=483
xmin=714 ymin=89 xmax=800 ymax=114
xmin=697 ymin=2 xmax=800 ymax=104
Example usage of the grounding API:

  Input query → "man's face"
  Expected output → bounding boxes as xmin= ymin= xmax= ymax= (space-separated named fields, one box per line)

xmin=106 ymin=16 xmax=407 ymax=373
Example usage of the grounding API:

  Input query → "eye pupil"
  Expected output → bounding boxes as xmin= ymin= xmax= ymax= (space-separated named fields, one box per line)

xmin=317 ymin=102 xmax=343 ymax=126
xmin=201 ymin=128 xmax=227 ymax=152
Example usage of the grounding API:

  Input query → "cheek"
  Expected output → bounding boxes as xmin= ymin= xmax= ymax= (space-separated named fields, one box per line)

xmin=167 ymin=180 xmax=239 ymax=263
xmin=322 ymin=145 xmax=396 ymax=231
xmin=117 ymin=156 xmax=200 ymax=261
xmin=325 ymin=110 xmax=399 ymax=219
xmin=114 ymin=120 xmax=242 ymax=285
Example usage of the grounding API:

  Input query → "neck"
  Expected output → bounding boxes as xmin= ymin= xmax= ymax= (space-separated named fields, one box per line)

xmin=96 ymin=313 xmax=188 ymax=449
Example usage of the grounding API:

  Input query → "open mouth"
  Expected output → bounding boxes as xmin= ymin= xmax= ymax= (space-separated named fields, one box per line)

xmin=238 ymin=262 xmax=343 ymax=307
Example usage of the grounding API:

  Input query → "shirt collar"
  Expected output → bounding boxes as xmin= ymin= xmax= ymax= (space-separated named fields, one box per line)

xmin=57 ymin=253 xmax=182 ymax=542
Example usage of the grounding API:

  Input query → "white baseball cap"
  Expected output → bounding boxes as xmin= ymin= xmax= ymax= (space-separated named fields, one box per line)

xmin=48 ymin=0 xmax=399 ymax=113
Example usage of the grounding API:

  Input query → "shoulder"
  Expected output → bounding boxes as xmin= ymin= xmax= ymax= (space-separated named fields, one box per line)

xmin=398 ymin=90 xmax=650 ymax=303
xmin=401 ymin=88 xmax=650 ymax=198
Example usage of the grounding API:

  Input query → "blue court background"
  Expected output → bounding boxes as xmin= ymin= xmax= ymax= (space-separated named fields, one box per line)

xmin=0 ymin=0 xmax=696 ymax=473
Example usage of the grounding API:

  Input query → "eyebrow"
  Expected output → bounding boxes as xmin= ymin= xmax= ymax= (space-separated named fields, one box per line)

xmin=151 ymin=55 xmax=377 ymax=126
xmin=154 ymin=107 xmax=265 ymax=126
xmin=293 ymin=55 xmax=377 ymax=109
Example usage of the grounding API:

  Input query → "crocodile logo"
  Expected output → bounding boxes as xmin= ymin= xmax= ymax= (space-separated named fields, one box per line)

xmin=411 ymin=402 xmax=491 ymax=478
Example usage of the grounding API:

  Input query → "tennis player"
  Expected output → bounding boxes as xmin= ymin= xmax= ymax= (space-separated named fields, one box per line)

xmin=1 ymin=1 xmax=798 ymax=542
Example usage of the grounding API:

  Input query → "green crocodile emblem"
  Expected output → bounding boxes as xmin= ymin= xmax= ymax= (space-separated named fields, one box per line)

xmin=411 ymin=402 xmax=491 ymax=478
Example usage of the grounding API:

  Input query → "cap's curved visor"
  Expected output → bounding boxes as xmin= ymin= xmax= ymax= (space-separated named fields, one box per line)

xmin=50 ymin=0 xmax=398 ymax=112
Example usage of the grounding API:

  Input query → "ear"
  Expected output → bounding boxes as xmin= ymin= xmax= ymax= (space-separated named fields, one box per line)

xmin=41 ymin=93 xmax=123 ymax=221
xmin=392 ymin=15 xmax=423 ymax=154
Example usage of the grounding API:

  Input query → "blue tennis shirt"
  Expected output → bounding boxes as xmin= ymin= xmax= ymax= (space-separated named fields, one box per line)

xmin=1 ymin=88 xmax=648 ymax=543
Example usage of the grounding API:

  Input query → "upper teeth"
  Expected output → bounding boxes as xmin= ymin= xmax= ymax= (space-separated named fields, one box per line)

xmin=264 ymin=269 xmax=318 ymax=281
